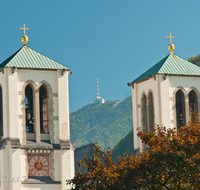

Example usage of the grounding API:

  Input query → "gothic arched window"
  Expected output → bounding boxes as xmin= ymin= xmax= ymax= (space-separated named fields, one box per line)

xmin=189 ymin=90 xmax=198 ymax=120
xmin=0 ymin=87 xmax=3 ymax=136
xmin=176 ymin=90 xmax=186 ymax=130
xmin=39 ymin=85 xmax=48 ymax=133
xmin=141 ymin=94 xmax=147 ymax=132
xmin=25 ymin=85 xmax=34 ymax=133
xmin=148 ymin=92 xmax=154 ymax=132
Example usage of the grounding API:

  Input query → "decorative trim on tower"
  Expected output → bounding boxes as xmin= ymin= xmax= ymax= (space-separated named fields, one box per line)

xmin=10 ymin=138 xmax=20 ymax=148
xmin=60 ymin=139 xmax=75 ymax=150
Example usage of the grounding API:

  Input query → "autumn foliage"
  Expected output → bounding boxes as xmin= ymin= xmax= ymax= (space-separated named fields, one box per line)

xmin=67 ymin=114 xmax=200 ymax=189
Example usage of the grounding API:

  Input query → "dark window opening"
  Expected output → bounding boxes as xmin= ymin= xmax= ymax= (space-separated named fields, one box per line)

xmin=141 ymin=94 xmax=147 ymax=132
xmin=189 ymin=90 xmax=198 ymax=120
xmin=141 ymin=94 xmax=148 ymax=151
xmin=25 ymin=85 xmax=34 ymax=133
xmin=39 ymin=85 xmax=48 ymax=133
xmin=176 ymin=90 xmax=186 ymax=130
xmin=148 ymin=92 xmax=154 ymax=132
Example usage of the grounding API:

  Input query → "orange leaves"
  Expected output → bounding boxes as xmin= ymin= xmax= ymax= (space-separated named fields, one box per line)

xmin=67 ymin=113 xmax=200 ymax=189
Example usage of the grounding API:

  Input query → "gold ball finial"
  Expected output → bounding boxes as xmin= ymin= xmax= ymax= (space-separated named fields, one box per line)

xmin=21 ymin=35 xmax=28 ymax=45
xmin=166 ymin=32 xmax=175 ymax=54
xmin=20 ymin=24 xmax=29 ymax=45
xmin=168 ymin=43 xmax=175 ymax=53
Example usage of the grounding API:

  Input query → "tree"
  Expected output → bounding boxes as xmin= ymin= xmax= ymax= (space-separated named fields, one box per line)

xmin=67 ymin=145 xmax=120 ymax=190
xmin=67 ymin=114 xmax=200 ymax=189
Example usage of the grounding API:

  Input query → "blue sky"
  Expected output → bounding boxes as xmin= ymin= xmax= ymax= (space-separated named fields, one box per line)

xmin=0 ymin=1 xmax=200 ymax=113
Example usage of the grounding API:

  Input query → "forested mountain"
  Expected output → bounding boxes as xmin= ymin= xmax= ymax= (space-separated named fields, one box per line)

xmin=70 ymin=96 xmax=132 ymax=150
xmin=112 ymin=129 xmax=133 ymax=162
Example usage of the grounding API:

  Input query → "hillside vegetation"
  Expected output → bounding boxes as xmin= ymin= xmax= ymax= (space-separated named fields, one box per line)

xmin=188 ymin=54 xmax=200 ymax=66
xmin=112 ymin=129 xmax=133 ymax=162
xmin=70 ymin=96 xmax=132 ymax=150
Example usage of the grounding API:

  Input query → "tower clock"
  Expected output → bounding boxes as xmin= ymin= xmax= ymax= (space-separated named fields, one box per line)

xmin=28 ymin=155 xmax=49 ymax=177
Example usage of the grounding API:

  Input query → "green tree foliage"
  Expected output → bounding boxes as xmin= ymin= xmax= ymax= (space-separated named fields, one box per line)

xmin=188 ymin=54 xmax=200 ymax=66
xmin=112 ymin=129 xmax=133 ymax=163
xmin=70 ymin=96 xmax=132 ymax=150
xmin=67 ymin=114 xmax=200 ymax=189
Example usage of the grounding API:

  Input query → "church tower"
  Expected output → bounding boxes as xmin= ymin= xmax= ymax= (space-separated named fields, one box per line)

xmin=0 ymin=24 xmax=74 ymax=190
xmin=128 ymin=33 xmax=200 ymax=153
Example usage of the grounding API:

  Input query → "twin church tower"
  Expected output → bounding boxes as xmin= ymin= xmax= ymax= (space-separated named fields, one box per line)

xmin=0 ymin=24 xmax=74 ymax=190
xmin=128 ymin=32 xmax=200 ymax=152
xmin=0 ymin=25 xmax=199 ymax=189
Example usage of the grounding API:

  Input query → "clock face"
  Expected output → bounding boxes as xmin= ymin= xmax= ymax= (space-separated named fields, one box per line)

xmin=29 ymin=155 xmax=49 ymax=177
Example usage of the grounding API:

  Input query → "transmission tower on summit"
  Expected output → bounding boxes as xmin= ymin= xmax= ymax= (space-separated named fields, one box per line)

xmin=94 ymin=77 xmax=105 ymax=104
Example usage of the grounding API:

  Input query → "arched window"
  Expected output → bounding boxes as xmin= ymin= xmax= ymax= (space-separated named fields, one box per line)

xmin=189 ymin=90 xmax=198 ymax=119
xmin=141 ymin=94 xmax=147 ymax=132
xmin=0 ymin=87 xmax=3 ymax=136
xmin=39 ymin=85 xmax=48 ymax=133
xmin=148 ymin=92 xmax=154 ymax=132
xmin=25 ymin=85 xmax=34 ymax=133
xmin=176 ymin=90 xmax=186 ymax=130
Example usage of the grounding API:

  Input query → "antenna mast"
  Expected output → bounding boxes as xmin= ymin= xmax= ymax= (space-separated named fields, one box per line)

xmin=96 ymin=77 xmax=100 ymax=99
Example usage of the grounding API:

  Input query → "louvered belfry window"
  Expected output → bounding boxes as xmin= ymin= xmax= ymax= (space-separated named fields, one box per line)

xmin=189 ymin=90 xmax=198 ymax=120
xmin=176 ymin=90 xmax=186 ymax=130
xmin=39 ymin=85 xmax=48 ymax=133
xmin=148 ymin=92 xmax=154 ymax=132
xmin=25 ymin=85 xmax=34 ymax=133
xmin=141 ymin=94 xmax=147 ymax=132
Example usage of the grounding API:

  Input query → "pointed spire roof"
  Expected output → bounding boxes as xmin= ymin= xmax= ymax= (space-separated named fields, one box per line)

xmin=0 ymin=46 xmax=69 ymax=70
xmin=131 ymin=54 xmax=200 ymax=84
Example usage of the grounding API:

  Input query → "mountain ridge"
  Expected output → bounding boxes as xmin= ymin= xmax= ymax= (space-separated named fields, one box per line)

xmin=70 ymin=96 xmax=132 ymax=150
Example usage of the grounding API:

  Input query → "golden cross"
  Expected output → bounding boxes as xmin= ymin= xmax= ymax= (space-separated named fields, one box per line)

xmin=166 ymin=32 xmax=175 ymax=44
xmin=20 ymin=24 xmax=29 ymax=36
